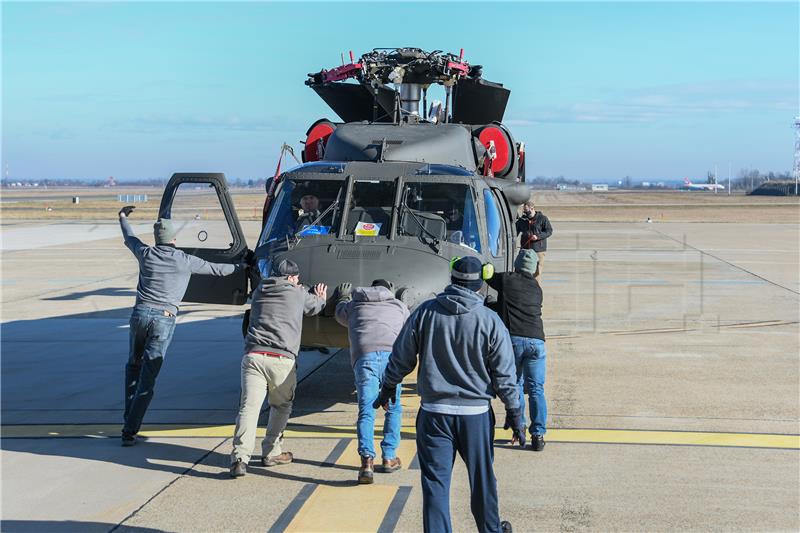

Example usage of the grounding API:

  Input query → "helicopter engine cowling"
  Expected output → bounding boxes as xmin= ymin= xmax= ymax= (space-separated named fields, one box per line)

xmin=302 ymin=119 xmax=337 ymax=162
xmin=474 ymin=122 xmax=518 ymax=179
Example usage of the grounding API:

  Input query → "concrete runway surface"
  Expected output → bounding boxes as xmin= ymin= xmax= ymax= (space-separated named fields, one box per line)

xmin=1 ymin=219 xmax=798 ymax=532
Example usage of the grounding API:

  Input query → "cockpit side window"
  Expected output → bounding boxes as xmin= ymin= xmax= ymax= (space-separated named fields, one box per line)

xmin=345 ymin=180 xmax=395 ymax=236
xmin=483 ymin=188 xmax=504 ymax=257
xmin=398 ymin=182 xmax=481 ymax=252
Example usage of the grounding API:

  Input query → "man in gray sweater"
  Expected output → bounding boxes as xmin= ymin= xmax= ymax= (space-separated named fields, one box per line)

xmin=119 ymin=206 xmax=241 ymax=447
xmin=334 ymin=279 xmax=409 ymax=484
xmin=377 ymin=256 xmax=524 ymax=533
xmin=230 ymin=259 xmax=327 ymax=478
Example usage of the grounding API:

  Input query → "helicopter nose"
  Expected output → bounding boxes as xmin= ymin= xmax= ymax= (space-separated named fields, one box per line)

xmin=276 ymin=245 xmax=452 ymax=309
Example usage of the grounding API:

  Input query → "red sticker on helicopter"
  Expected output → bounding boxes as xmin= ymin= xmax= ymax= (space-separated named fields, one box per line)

xmin=355 ymin=221 xmax=381 ymax=236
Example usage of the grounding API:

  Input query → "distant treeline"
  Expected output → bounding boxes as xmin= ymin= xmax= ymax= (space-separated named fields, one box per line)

xmin=2 ymin=169 xmax=792 ymax=192
xmin=729 ymin=169 xmax=794 ymax=192
xmin=1 ymin=177 xmax=269 ymax=188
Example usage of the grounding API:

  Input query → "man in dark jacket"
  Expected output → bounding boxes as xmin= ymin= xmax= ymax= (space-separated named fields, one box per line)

xmin=487 ymin=249 xmax=548 ymax=451
xmin=119 ymin=207 xmax=243 ymax=447
xmin=377 ymin=257 xmax=524 ymax=533
xmin=229 ymin=259 xmax=327 ymax=478
xmin=515 ymin=201 xmax=553 ymax=279
xmin=335 ymin=279 xmax=409 ymax=484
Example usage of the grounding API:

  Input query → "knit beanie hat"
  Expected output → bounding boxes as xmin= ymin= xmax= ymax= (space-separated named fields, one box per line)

xmin=372 ymin=279 xmax=395 ymax=293
xmin=153 ymin=218 xmax=177 ymax=245
xmin=271 ymin=259 xmax=300 ymax=277
xmin=451 ymin=256 xmax=484 ymax=292
xmin=514 ymin=249 xmax=538 ymax=275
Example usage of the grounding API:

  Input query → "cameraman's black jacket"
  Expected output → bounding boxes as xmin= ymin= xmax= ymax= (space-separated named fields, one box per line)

xmin=516 ymin=212 xmax=553 ymax=252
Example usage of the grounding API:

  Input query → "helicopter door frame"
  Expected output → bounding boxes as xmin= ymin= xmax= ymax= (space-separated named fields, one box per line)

xmin=158 ymin=172 xmax=251 ymax=306
xmin=336 ymin=175 xmax=355 ymax=240
xmin=490 ymin=187 xmax=516 ymax=272
xmin=388 ymin=176 xmax=404 ymax=240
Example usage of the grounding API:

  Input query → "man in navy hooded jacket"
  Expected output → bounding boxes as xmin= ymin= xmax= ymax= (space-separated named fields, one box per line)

xmin=377 ymin=257 xmax=525 ymax=533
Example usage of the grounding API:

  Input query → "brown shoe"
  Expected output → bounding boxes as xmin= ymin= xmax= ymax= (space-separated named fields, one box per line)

xmin=381 ymin=457 xmax=402 ymax=473
xmin=358 ymin=456 xmax=374 ymax=484
xmin=261 ymin=452 xmax=293 ymax=467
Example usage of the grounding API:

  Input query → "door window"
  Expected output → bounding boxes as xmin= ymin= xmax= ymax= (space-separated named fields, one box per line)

xmin=169 ymin=183 xmax=236 ymax=250
xmin=483 ymin=189 xmax=504 ymax=257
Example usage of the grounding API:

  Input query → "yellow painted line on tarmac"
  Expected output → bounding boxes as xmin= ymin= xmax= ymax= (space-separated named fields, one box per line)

xmin=335 ymin=439 xmax=418 ymax=469
xmin=284 ymin=484 xmax=398 ymax=533
xmin=3 ymin=425 xmax=797 ymax=449
xmin=497 ymin=428 xmax=800 ymax=449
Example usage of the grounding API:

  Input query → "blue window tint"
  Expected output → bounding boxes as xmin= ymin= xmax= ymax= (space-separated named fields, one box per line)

xmin=461 ymin=189 xmax=482 ymax=252
xmin=259 ymin=180 xmax=296 ymax=247
xmin=483 ymin=189 xmax=502 ymax=257
xmin=415 ymin=164 xmax=474 ymax=176
xmin=285 ymin=162 xmax=346 ymax=174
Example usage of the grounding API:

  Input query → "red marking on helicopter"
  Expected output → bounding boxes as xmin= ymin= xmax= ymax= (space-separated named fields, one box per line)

xmin=304 ymin=120 xmax=336 ymax=162
xmin=478 ymin=125 xmax=511 ymax=176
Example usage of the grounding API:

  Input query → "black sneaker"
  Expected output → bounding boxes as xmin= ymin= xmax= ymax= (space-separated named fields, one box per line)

xmin=121 ymin=433 xmax=136 ymax=447
xmin=531 ymin=435 xmax=545 ymax=452
xmin=230 ymin=459 xmax=246 ymax=478
xmin=501 ymin=520 xmax=513 ymax=533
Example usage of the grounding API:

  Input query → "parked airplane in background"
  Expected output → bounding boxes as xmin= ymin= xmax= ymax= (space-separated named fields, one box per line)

xmin=683 ymin=178 xmax=725 ymax=191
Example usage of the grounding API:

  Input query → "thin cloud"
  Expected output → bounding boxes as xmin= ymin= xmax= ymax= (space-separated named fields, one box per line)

xmin=113 ymin=114 xmax=294 ymax=134
xmin=49 ymin=128 xmax=75 ymax=140
xmin=508 ymin=79 xmax=796 ymax=125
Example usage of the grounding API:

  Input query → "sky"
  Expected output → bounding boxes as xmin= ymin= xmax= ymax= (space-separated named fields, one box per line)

xmin=2 ymin=1 xmax=798 ymax=182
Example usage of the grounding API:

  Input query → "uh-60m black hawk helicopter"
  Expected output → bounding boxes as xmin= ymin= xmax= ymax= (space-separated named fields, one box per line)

xmin=157 ymin=47 xmax=531 ymax=347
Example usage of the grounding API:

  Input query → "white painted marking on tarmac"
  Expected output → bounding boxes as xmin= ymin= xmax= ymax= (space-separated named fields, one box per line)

xmin=0 ymin=223 xmax=152 ymax=250
xmin=652 ymin=352 xmax=705 ymax=358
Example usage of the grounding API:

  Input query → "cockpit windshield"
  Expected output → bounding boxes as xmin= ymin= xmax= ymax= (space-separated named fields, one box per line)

xmin=258 ymin=178 xmax=346 ymax=247
xmin=345 ymin=180 xmax=395 ymax=236
xmin=398 ymin=182 xmax=481 ymax=252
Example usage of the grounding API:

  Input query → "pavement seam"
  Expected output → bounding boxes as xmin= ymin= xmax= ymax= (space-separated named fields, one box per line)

xmin=107 ymin=437 xmax=230 ymax=533
xmin=648 ymin=227 xmax=800 ymax=296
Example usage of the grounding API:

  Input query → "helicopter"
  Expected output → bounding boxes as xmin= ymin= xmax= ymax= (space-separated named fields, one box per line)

xmin=157 ymin=47 xmax=531 ymax=347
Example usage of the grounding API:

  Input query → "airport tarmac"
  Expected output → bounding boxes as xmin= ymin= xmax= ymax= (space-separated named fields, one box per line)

xmin=1 ymin=217 xmax=798 ymax=532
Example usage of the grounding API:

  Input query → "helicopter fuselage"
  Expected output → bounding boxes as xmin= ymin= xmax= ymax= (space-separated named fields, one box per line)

xmin=252 ymin=159 xmax=528 ymax=347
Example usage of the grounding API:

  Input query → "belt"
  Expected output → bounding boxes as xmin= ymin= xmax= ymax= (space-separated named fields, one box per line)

xmin=250 ymin=351 xmax=290 ymax=359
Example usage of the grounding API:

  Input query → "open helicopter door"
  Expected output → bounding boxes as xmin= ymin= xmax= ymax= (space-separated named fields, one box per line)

xmin=158 ymin=173 xmax=251 ymax=305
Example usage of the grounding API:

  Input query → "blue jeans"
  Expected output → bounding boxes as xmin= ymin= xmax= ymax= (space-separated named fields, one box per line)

xmin=123 ymin=306 xmax=177 ymax=435
xmin=353 ymin=351 xmax=402 ymax=459
xmin=510 ymin=336 xmax=547 ymax=436
xmin=416 ymin=409 xmax=500 ymax=533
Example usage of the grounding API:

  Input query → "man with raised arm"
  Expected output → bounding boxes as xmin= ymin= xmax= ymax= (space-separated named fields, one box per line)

xmin=119 ymin=206 xmax=242 ymax=447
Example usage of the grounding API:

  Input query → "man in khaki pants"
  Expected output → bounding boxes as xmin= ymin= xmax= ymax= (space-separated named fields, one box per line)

xmin=230 ymin=259 xmax=327 ymax=477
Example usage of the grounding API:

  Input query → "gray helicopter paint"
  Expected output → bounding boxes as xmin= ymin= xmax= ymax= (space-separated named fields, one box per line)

xmin=159 ymin=161 xmax=531 ymax=348
xmin=323 ymin=123 xmax=477 ymax=171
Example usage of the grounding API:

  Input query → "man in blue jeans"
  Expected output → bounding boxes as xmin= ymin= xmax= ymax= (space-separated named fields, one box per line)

xmin=487 ymin=249 xmax=548 ymax=451
xmin=377 ymin=257 xmax=524 ymax=533
xmin=335 ymin=279 xmax=409 ymax=484
xmin=119 ymin=206 xmax=242 ymax=446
